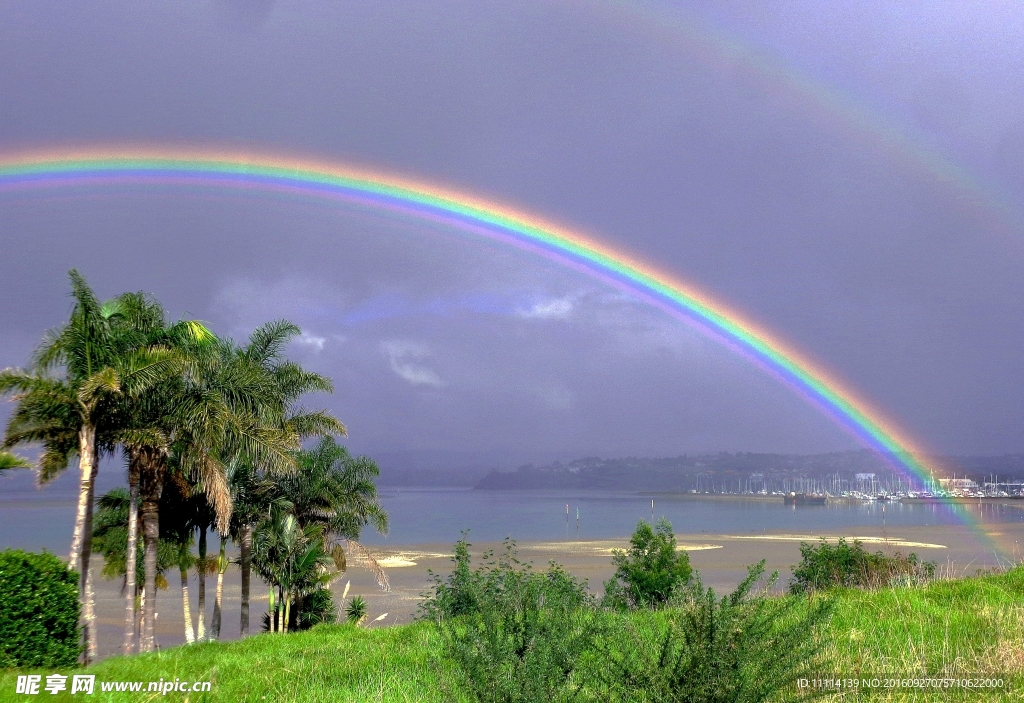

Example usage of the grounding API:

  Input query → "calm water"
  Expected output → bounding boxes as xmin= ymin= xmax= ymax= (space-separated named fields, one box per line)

xmin=360 ymin=489 xmax=1024 ymax=546
xmin=4 ymin=486 xmax=1023 ymax=552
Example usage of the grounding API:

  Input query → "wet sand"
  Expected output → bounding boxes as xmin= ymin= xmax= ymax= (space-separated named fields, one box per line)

xmin=84 ymin=521 xmax=1024 ymax=661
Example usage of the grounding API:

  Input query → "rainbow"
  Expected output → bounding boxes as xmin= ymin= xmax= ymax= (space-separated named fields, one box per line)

xmin=0 ymin=148 xmax=940 ymax=486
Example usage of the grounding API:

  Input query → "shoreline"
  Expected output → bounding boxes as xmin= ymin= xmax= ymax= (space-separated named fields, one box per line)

xmin=74 ymin=520 xmax=1021 ymax=662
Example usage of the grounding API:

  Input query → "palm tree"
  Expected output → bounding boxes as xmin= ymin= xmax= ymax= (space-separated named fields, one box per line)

xmin=281 ymin=436 xmax=390 ymax=590
xmin=157 ymin=475 xmax=201 ymax=644
xmin=226 ymin=321 xmax=346 ymax=636
xmin=130 ymin=327 xmax=301 ymax=651
xmin=90 ymin=487 xmax=177 ymax=648
xmin=1 ymin=271 xmax=175 ymax=662
xmin=251 ymin=505 xmax=338 ymax=633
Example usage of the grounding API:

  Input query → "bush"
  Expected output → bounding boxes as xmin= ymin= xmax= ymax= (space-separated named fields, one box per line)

xmin=598 ymin=561 xmax=833 ymax=703
xmin=421 ymin=537 xmax=601 ymax=703
xmin=345 ymin=595 xmax=367 ymax=625
xmin=0 ymin=549 xmax=82 ymax=668
xmin=789 ymin=538 xmax=937 ymax=594
xmin=261 ymin=587 xmax=337 ymax=632
xmin=603 ymin=518 xmax=693 ymax=610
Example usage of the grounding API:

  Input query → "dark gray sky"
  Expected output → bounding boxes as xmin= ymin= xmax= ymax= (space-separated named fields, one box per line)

xmin=2 ymin=0 xmax=1023 ymax=467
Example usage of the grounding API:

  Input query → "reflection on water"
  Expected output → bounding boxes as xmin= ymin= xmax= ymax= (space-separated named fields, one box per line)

xmin=359 ymin=490 xmax=1024 ymax=546
xmin=3 ymin=487 xmax=1022 ymax=552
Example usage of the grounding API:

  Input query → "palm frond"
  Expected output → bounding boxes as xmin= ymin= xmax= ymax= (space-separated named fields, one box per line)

xmin=337 ymin=539 xmax=390 ymax=591
xmin=243 ymin=320 xmax=300 ymax=365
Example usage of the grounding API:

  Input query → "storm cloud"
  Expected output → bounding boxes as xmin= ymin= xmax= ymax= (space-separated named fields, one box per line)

xmin=2 ymin=0 xmax=1023 ymax=468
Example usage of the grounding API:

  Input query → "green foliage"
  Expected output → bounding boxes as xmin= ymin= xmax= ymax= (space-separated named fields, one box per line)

xmin=346 ymin=595 xmax=368 ymax=625
xmin=0 ymin=449 xmax=31 ymax=474
xmin=598 ymin=561 xmax=833 ymax=703
xmin=789 ymin=538 xmax=937 ymax=594
xmin=422 ymin=537 xmax=600 ymax=703
xmin=0 ymin=549 xmax=82 ymax=668
xmin=418 ymin=533 xmax=479 ymax=620
xmin=297 ymin=588 xmax=337 ymax=630
xmin=603 ymin=518 xmax=693 ymax=610
xmin=91 ymin=488 xmax=177 ymax=587
xmin=262 ymin=587 xmax=338 ymax=632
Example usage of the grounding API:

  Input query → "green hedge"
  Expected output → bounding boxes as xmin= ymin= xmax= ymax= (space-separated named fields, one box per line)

xmin=0 ymin=549 xmax=81 ymax=668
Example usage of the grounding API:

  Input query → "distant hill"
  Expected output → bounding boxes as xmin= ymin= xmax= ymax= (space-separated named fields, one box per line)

xmin=473 ymin=451 xmax=1024 ymax=491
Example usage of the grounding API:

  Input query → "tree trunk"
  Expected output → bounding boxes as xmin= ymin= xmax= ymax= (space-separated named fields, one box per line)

xmin=138 ymin=584 xmax=145 ymax=647
xmin=196 ymin=527 xmax=207 ymax=641
xmin=138 ymin=448 xmax=165 ymax=653
xmin=68 ymin=423 xmax=97 ymax=663
xmin=123 ymin=452 xmax=141 ymax=655
xmin=83 ymin=566 xmax=97 ymax=662
xmin=283 ymin=592 xmax=291 ymax=634
xmin=180 ymin=563 xmax=195 ymax=644
xmin=268 ymin=588 xmax=275 ymax=633
xmin=211 ymin=534 xmax=226 ymax=639
xmin=239 ymin=524 xmax=252 ymax=636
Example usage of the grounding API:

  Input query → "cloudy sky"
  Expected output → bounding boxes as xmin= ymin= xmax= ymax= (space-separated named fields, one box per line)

xmin=2 ymin=1 xmax=1023 ymax=468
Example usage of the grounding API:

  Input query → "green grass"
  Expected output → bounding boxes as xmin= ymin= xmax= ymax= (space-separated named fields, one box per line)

xmin=0 ymin=623 xmax=468 ymax=702
xmin=3 ymin=568 xmax=1024 ymax=702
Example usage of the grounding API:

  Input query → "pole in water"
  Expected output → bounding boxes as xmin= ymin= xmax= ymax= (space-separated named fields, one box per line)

xmin=651 ymin=498 xmax=655 ymax=522
xmin=576 ymin=506 xmax=580 ymax=536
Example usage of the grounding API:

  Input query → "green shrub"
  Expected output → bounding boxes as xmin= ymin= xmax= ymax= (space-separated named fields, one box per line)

xmin=603 ymin=518 xmax=693 ymax=610
xmin=599 ymin=561 xmax=833 ymax=703
xmin=345 ymin=595 xmax=368 ymax=625
xmin=422 ymin=537 xmax=601 ymax=703
xmin=261 ymin=588 xmax=337 ymax=632
xmin=0 ymin=549 xmax=82 ymax=668
xmin=789 ymin=538 xmax=936 ymax=594
xmin=418 ymin=532 xmax=479 ymax=620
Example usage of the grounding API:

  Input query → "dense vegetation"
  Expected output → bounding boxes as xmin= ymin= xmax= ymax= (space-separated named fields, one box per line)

xmin=2 ymin=565 xmax=1021 ymax=701
xmin=789 ymin=538 xmax=937 ymax=594
xmin=0 ymin=270 xmax=387 ymax=662
xmin=0 ymin=550 xmax=81 ymax=668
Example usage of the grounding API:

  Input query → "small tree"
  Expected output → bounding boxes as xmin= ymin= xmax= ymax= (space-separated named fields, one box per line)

xmin=603 ymin=518 xmax=692 ymax=610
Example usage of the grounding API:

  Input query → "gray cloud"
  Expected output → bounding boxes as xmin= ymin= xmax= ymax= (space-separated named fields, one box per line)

xmin=2 ymin=0 xmax=1024 ymax=465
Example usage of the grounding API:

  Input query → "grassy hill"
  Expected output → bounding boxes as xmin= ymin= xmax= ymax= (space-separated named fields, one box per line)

xmin=3 ymin=567 xmax=1023 ymax=702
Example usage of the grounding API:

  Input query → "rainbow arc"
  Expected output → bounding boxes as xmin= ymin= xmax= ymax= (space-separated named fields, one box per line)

xmin=0 ymin=148 xmax=939 ymax=486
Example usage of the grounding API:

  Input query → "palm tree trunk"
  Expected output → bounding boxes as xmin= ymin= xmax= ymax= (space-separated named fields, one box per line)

xmin=140 ymin=497 xmax=159 ymax=652
xmin=283 ymin=592 xmax=291 ymax=634
xmin=180 ymin=563 xmax=195 ymax=644
xmin=68 ymin=423 xmax=97 ymax=663
xmin=239 ymin=524 xmax=252 ymax=636
xmin=138 ymin=584 xmax=145 ymax=646
xmin=268 ymin=588 xmax=275 ymax=633
xmin=139 ymin=448 xmax=165 ymax=653
xmin=134 ymin=580 xmax=142 ymax=645
xmin=196 ymin=527 xmax=207 ymax=641
xmin=211 ymin=534 xmax=226 ymax=639
xmin=84 ymin=567 xmax=98 ymax=662
xmin=123 ymin=453 xmax=141 ymax=654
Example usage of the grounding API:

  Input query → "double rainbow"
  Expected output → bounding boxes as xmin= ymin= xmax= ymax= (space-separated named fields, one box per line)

xmin=1 ymin=148 xmax=934 ymax=484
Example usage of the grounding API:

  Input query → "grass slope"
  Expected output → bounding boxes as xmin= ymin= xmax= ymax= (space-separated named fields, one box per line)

xmin=2 ymin=567 xmax=1023 ymax=702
